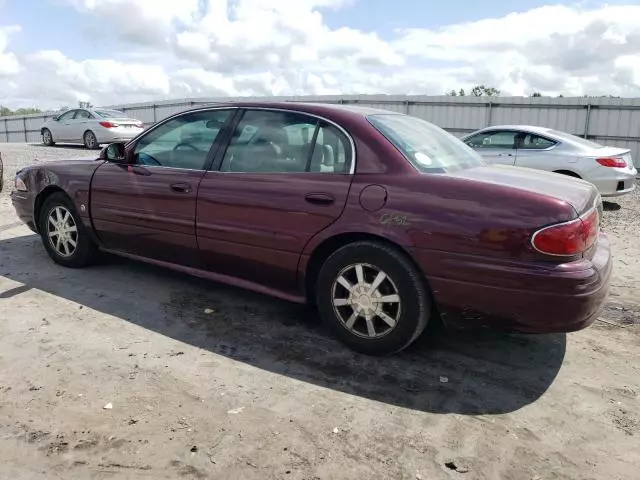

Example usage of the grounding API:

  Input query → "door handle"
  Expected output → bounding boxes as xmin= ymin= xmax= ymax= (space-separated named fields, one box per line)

xmin=171 ymin=183 xmax=192 ymax=193
xmin=305 ymin=193 xmax=335 ymax=205
xmin=498 ymin=153 xmax=513 ymax=157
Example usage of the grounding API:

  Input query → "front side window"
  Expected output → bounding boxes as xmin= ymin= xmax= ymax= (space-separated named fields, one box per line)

xmin=57 ymin=110 xmax=76 ymax=121
xmin=465 ymin=130 xmax=519 ymax=149
xmin=74 ymin=110 xmax=92 ymax=120
xmin=134 ymin=109 xmax=232 ymax=170
xmin=220 ymin=110 xmax=351 ymax=173
xmin=368 ymin=114 xmax=484 ymax=173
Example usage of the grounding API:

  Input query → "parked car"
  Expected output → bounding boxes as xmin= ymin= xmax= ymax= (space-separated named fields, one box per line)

xmin=40 ymin=108 xmax=144 ymax=149
xmin=461 ymin=125 xmax=637 ymax=197
xmin=12 ymin=102 xmax=611 ymax=355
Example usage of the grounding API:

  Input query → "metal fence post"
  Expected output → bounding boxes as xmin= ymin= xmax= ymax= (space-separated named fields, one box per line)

xmin=23 ymin=117 xmax=28 ymax=142
xmin=584 ymin=103 xmax=592 ymax=139
xmin=152 ymin=103 xmax=157 ymax=123
xmin=404 ymin=100 xmax=410 ymax=114
xmin=486 ymin=101 xmax=493 ymax=127
xmin=4 ymin=118 xmax=8 ymax=142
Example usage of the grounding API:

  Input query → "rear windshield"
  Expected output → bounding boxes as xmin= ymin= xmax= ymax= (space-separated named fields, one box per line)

xmin=94 ymin=109 xmax=126 ymax=118
xmin=547 ymin=129 xmax=603 ymax=149
xmin=367 ymin=114 xmax=485 ymax=173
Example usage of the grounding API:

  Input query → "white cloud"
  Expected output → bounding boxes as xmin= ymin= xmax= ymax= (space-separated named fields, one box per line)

xmin=0 ymin=25 xmax=21 ymax=77
xmin=1 ymin=2 xmax=640 ymax=109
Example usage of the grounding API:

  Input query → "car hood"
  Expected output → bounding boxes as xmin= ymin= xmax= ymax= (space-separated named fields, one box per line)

xmin=448 ymin=165 xmax=599 ymax=215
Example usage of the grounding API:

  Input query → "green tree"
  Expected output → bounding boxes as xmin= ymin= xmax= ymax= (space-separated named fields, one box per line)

xmin=0 ymin=106 xmax=42 ymax=116
xmin=459 ymin=88 xmax=466 ymax=96
xmin=448 ymin=89 xmax=458 ymax=96
xmin=78 ymin=101 xmax=93 ymax=109
xmin=531 ymin=92 xmax=542 ymax=97
xmin=471 ymin=85 xmax=500 ymax=96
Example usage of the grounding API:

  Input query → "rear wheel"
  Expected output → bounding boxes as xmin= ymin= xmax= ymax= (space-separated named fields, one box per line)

xmin=42 ymin=128 xmax=55 ymax=146
xmin=316 ymin=241 xmax=430 ymax=355
xmin=39 ymin=192 xmax=98 ymax=268
xmin=84 ymin=130 xmax=99 ymax=149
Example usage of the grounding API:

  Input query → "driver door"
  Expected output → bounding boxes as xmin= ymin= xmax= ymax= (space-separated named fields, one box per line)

xmin=464 ymin=130 xmax=518 ymax=165
xmin=90 ymin=108 xmax=235 ymax=267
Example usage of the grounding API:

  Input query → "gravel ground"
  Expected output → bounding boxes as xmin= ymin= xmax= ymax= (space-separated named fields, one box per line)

xmin=0 ymin=143 xmax=638 ymax=480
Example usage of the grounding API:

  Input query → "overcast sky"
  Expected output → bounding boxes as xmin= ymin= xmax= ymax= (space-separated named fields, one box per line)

xmin=1 ymin=0 xmax=640 ymax=109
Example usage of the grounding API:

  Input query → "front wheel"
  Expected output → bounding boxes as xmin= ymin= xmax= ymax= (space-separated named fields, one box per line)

xmin=42 ymin=128 xmax=55 ymax=146
xmin=316 ymin=241 xmax=430 ymax=355
xmin=39 ymin=192 xmax=98 ymax=268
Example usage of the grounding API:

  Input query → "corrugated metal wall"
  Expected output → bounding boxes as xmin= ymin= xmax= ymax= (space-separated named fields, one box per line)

xmin=2 ymin=95 xmax=639 ymax=166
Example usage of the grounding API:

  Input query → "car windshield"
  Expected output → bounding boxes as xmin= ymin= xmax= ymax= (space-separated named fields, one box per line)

xmin=367 ymin=114 xmax=485 ymax=173
xmin=547 ymin=129 xmax=604 ymax=149
xmin=94 ymin=109 xmax=126 ymax=118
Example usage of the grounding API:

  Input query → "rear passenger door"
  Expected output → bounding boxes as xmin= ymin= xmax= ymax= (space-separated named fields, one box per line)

xmin=513 ymin=132 xmax=559 ymax=172
xmin=196 ymin=108 xmax=354 ymax=294
xmin=68 ymin=109 xmax=93 ymax=142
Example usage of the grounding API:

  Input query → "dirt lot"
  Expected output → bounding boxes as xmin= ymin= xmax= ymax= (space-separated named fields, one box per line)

xmin=0 ymin=143 xmax=639 ymax=479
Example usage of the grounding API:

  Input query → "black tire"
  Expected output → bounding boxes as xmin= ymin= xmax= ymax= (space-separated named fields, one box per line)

xmin=39 ymin=192 xmax=98 ymax=268
xmin=42 ymin=128 xmax=55 ymax=146
xmin=316 ymin=241 xmax=430 ymax=355
xmin=84 ymin=130 xmax=99 ymax=149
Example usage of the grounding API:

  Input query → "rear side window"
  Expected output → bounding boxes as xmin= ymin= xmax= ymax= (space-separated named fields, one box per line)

xmin=220 ymin=110 xmax=352 ymax=174
xmin=368 ymin=114 xmax=484 ymax=173
xmin=520 ymin=133 xmax=556 ymax=150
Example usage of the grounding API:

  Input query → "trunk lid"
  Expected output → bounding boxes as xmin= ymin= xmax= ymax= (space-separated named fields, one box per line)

xmin=582 ymin=146 xmax=634 ymax=171
xmin=449 ymin=165 xmax=599 ymax=215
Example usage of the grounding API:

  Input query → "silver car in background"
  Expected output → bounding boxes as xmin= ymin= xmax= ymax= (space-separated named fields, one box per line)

xmin=462 ymin=125 xmax=638 ymax=197
xmin=40 ymin=108 xmax=145 ymax=149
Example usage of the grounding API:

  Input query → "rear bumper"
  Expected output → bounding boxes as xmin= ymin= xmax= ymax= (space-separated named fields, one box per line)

xmin=414 ymin=234 xmax=612 ymax=333
xmin=96 ymin=128 xmax=143 ymax=144
xmin=591 ymin=170 xmax=637 ymax=197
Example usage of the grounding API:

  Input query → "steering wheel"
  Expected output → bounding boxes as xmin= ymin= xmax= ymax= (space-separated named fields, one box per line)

xmin=173 ymin=142 xmax=199 ymax=151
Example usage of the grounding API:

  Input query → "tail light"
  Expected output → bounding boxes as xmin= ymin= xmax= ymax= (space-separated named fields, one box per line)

xmin=99 ymin=121 xmax=118 ymax=128
xmin=596 ymin=157 xmax=626 ymax=168
xmin=531 ymin=209 xmax=599 ymax=256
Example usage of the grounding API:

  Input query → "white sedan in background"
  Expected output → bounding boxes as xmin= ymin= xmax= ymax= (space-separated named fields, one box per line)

xmin=462 ymin=125 xmax=637 ymax=197
xmin=40 ymin=108 xmax=144 ymax=149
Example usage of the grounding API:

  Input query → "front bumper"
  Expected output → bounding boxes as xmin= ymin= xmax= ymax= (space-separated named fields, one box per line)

xmin=10 ymin=190 xmax=38 ymax=232
xmin=414 ymin=233 xmax=612 ymax=333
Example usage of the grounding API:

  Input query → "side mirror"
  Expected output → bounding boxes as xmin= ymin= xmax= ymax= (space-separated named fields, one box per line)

xmin=100 ymin=142 xmax=127 ymax=162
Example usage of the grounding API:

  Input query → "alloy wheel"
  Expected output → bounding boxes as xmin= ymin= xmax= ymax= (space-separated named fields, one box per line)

xmin=331 ymin=263 xmax=402 ymax=339
xmin=47 ymin=206 xmax=78 ymax=257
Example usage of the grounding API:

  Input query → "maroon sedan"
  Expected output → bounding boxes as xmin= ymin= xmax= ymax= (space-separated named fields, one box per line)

xmin=11 ymin=102 xmax=611 ymax=355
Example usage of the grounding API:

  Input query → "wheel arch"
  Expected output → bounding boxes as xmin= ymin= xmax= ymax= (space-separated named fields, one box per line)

xmin=34 ymin=186 xmax=69 ymax=233
xmin=553 ymin=169 xmax=581 ymax=178
xmin=303 ymin=231 xmax=442 ymax=325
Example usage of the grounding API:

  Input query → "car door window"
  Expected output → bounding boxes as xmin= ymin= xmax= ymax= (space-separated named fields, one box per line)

xmin=466 ymin=130 xmax=518 ymax=149
xmin=74 ymin=110 xmax=92 ymax=120
xmin=134 ymin=109 xmax=232 ymax=170
xmin=57 ymin=110 xmax=76 ymax=121
xmin=519 ymin=133 xmax=556 ymax=150
xmin=220 ymin=110 xmax=351 ymax=173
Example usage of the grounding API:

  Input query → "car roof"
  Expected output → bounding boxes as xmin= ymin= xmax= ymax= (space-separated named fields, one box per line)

xmin=191 ymin=101 xmax=400 ymax=118
xmin=479 ymin=125 xmax=554 ymax=135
